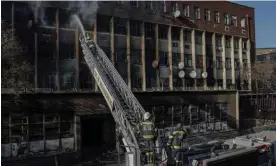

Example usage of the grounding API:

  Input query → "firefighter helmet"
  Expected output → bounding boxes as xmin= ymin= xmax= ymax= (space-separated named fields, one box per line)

xmin=143 ymin=112 xmax=151 ymax=120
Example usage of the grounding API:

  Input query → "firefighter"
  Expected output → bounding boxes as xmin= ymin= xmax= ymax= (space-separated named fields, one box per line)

xmin=141 ymin=112 xmax=155 ymax=164
xmin=167 ymin=123 xmax=187 ymax=166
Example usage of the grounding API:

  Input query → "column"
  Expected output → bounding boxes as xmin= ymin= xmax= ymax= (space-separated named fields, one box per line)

xmin=126 ymin=20 xmax=131 ymax=89
xmin=75 ymin=28 xmax=79 ymax=89
xmin=238 ymin=38 xmax=243 ymax=89
xmin=212 ymin=33 xmax=217 ymax=88
xmin=230 ymin=36 xmax=235 ymax=85
xmin=202 ymin=31 xmax=207 ymax=89
xmin=34 ymin=2 xmax=38 ymax=89
xmin=93 ymin=19 xmax=98 ymax=91
xmin=141 ymin=22 xmax=146 ymax=91
xmin=55 ymin=8 xmax=60 ymax=91
xmin=168 ymin=26 xmax=173 ymax=90
xmin=222 ymin=35 xmax=226 ymax=89
xmin=110 ymin=17 xmax=115 ymax=64
xmin=155 ymin=24 xmax=160 ymax=88
xmin=180 ymin=28 xmax=185 ymax=88
xmin=247 ymin=39 xmax=251 ymax=90
xmin=191 ymin=29 xmax=196 ymax=87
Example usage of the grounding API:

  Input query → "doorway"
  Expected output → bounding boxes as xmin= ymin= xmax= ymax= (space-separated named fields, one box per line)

xmin=80 ymin=114 xmax=115 ymax=161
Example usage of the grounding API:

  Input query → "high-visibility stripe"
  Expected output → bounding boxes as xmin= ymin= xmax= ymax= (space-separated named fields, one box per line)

xmin=143 ymin=135 xmax=154 ymax=139
xmin=142 ymin=121 xmax=153 ymax=125
xmin=173 ymin=130 xmax=185 ymax=135
xmin=173 ymin=146 xmax=181 ymax=150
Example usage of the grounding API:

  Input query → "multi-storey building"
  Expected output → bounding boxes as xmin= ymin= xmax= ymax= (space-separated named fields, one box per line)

xmin=1 ymin=1 xmax=255 ymax=165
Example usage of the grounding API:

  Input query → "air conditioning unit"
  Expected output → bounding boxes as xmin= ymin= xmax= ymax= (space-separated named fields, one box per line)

xmin=225 ymin=26 xmax=230 ymax=32
xmin=242 ymin=29 xmax=247 ymax=35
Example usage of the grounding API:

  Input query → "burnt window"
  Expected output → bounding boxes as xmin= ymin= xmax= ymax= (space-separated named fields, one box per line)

xmin=39 ymin=7 xmax=56 ymax=26
xmin=145 ymin=22 xmax=154 ymax=38
xmin=130 ymin=20 xmax=141 ymax=36
xmin=184 ymin=30 xmax=191 ymax=43
xmin=59 ymin=8 xmax=71 ymax=28
xmin=59 ymin=43 xmax=75 ymax=60
xmin=172 ymin=27 xmax=180 ymax=40
xmin=114 ymin=18 xmax=126 ymax=34
xmin=159 ymin=25 xmax=168 ymax=39
xmin=145 ymin=1 xmax=153 ymax=10
xmin=97 ymin=15 xmax=110 ymax=32
xmin=130 ymin=1 xmax=139 ymax=8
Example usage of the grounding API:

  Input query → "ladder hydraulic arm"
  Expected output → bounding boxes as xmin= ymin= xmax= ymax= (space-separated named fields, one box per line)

xmin=79 ymin=33 xmax=150 ymax=166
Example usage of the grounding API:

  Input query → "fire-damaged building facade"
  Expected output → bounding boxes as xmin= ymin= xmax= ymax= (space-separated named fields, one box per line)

xmin=1 ymin=1 xmax=255 ymax=165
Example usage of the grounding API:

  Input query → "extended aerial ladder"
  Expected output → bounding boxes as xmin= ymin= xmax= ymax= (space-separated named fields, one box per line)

xmin=79 ymin=33 xmax=151 ymax=166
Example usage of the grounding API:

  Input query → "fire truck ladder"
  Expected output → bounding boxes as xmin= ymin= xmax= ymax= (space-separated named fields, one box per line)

xmin=79 ymin=34 xmax=149 ymax=166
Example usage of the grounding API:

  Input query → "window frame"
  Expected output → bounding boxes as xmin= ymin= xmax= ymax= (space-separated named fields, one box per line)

xmin=183 ymin=4 xmax=189 ymax=17
xmin=215 ymin=11 xmax=220 ymax=24
xmin=224 ymin=13 xmax=230 ymax=25
xmin=194 ymin=6 xmax=200 ymax=20
xmin=240 ymin=17 xmax=246 ymax=28
xmin=204 ymin=9 xmax=211 ymax=22
xmin=231 ymin=15 xmax=237 ymax=27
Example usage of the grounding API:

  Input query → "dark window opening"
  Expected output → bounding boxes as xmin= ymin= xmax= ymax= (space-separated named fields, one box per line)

xmin=172 ymin=27 xmax=180 ymax=40
xmin=159 ymin=25 xmax=168 ymax=39
xmin=39 ymin=7 xmax=56 ymax=27
xmin=225 ymin=37 xmax=231 ymax=48
xmin=196 ymin=55 xmax=203 ymax=68
xmin=184 ymin=30 xmax=191 ymax=43
xmin=195 ymin=32 xmax=202 ymax=45
xmin=226 ymin=58 xmax=231 ymax=69
xmin=130 ymin=20 xmax=141 ymax=36
xmin=114 ymin=18 xmax=126 ymax=35
xmin=172 ymin=52 xmax=181 ymax=66
xmin=145 ymin=22 xmax=154 ymax=38
xmin=184 ymin=54 xmax=192 ymax=67
xmin=216 ymin=57 xmax=222 ymax=69
xmin=79 ymin=64 xmax=94 ymax=89
xmin=97 ymin=15 xmax=111 ymax=32
xmin=59 ymin=8 xmax=72 ymax=28
xmin=159 ymin=52 xmax=168 ymax=65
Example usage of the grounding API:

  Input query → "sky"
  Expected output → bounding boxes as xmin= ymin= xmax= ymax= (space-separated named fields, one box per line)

xmin=235 ymin=1 xmax=276 ymax=48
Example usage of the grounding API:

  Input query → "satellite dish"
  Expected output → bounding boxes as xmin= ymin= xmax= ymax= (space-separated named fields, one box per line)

xmin=174 ymin=10 xmax=180 ymax=18
xmin=178 ymin=70 xmax=185 ymax=78
xmin=189 ymin=70 xmax=196 ymax=78
xmin=178 ymin=62 xmax=184 ymax=70
xmin=202 ymin=72 xmax=208 ymax=79
xmin=152 ymin=60 xmax=159 ymax=69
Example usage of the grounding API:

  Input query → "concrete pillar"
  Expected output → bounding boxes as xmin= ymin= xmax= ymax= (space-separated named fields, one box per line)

xmin=155 ymin=24 xmax=160 ymax=88
xmin=235 ymin=91 xmax=240 ymax=129
xmin=247 ymin=39 xmax=251 ymax=90
xmin=191 ymin=29 xmax=196 ymax=87
xmin=34 ymin=2 xmax=38 ymax=89
xmin=75 ymin=28 xmax=79 ymax=89
xmin=110 ymin=17 xmax=115 ymax=64
xmin=168 ymin=26 xmax=173 ymax=90
xmin=202 ymin=31 xmax=207 ymax=89
xmin=141 ymin=22 xmax=146 ymax=91
xmin=126 ymin=20 xmax=131 ymax=89
xmin=238 ymin=38 xmax=243 ymax=89
xmin=180 ymin=28 xmax=185 ymax=88
xmin=230 ymin=36 xmax=235 ymax=85
xmin=55 ymin=8 xmax=60 ymax=91
xmin=212 ymin=33 xmax=217 ymax=88
xmin=93 ymin=21 xmax=98 ymax=91
xmin=222 ymin=35 xmax=226 ymax=89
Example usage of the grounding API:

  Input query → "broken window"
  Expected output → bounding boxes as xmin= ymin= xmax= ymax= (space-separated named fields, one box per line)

xmin=130 ymin=0 xmax=139 ymax=8
xmin=184 ymin=30 xmax=191 ymax=43
xmin=145 ymin=22 xmax=154 ymax=38
xmin=130 ymin=20 xmax=141 ymax=36
xmin=172 ymin=27 xmax=180 ymax=40
xmin=97 ymin=15 xmax=111 ymax=32
xmin=145 ymin=1 xmax=153 ymax=10
xmin=114 ymin=18 xmax=126 ymax=35
xmin=159 ymin=25 xmax=168 ymax=39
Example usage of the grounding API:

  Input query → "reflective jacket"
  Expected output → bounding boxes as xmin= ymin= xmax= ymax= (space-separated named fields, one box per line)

xmin=141 ymin=120 xmax=155 ymax=140
xmin=167 ymin=129 xmax=186 ymax=150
